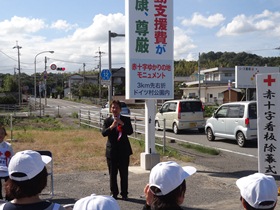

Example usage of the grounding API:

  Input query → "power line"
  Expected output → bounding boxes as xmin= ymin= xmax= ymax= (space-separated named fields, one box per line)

xmin=0 ymin=49 xmax=18 ymax=62
xmin=49 ymin=57 xmax=96 ymax=65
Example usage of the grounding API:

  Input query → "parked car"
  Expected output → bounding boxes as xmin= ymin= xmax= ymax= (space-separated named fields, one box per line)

xmin=155 ymin=99 xmax=205 ymax=134
xmin=100 ymin=101 xmax=131 ymax=118
xmin=205 ymin=101 xmax=257 ymax=147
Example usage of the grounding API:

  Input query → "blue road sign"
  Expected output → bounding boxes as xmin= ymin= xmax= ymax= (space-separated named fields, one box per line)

xmin=101 ymin=69 xmax=112 ymax=80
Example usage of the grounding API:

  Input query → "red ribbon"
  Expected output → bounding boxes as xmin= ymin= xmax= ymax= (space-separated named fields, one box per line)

xmin=117 ymin=125 xmax=122 ymax=141
xmin=117 ymin=125 xmax=122 ymax=132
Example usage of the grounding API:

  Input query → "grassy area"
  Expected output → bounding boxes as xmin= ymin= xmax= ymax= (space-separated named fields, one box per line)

xmin=3 ymin=117 xmax=217 ymax=174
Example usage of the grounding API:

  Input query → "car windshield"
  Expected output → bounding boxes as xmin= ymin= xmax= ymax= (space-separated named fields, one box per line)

xmin=180 ymin=101 xmax=202 ymax=112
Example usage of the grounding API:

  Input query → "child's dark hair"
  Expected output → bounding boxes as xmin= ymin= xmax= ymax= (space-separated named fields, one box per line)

xmin=150 ymin=180 xmax=186 ymax=209
xmin=0 ymin=125 xmax=7 ymax=136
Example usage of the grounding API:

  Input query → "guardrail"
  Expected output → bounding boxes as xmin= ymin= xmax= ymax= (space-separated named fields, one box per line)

xmin=78 ymin=109 xmax=170 ymax=152
xmin=2 ymin=108 xmax=172 ymax=153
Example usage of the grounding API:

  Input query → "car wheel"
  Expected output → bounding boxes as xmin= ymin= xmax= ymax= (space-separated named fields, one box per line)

xmin=155 ymin=120 xmax=160 ymax=130
xmin=236 ymin=132 xmax=246 ymax=147
xmin=173 ymin=123 xmax=180 ymax=134
xmin=206 ymin=127 xmax=215 ymax=141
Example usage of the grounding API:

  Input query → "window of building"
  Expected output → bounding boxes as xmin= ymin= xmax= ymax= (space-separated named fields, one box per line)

xmin=224 ymin=73 xmax=232 ymax=77
xmin=189 ymin=93 xmax=196 ymax=98
xmin=218 ymin=93 xmax=224 ymax=98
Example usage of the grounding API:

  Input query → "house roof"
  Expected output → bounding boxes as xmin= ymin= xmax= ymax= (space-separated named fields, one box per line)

xmin=221 ymin=88 xmax=242 ymax=93
xmin=200 ymin=67 xmax=234 ymax=73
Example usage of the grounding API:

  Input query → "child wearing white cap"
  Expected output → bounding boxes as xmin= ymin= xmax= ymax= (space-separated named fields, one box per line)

xmin=73 ymin=194 xmax=120 ymax=210
xmin=0 ymin=150 xmax=65 ymax=210
xmin=236 ymin=173 xmax=278 ymax=210
xmin=142 ymin=161 xmax=196 ymax=210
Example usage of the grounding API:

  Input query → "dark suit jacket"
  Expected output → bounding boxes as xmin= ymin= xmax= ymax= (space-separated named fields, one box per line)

xmin=102 ymin=115 xmax=133 ymax=159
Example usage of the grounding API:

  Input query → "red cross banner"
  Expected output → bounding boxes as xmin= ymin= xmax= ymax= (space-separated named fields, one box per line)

xmin=256 ymin=73 xmax=280 ymax=175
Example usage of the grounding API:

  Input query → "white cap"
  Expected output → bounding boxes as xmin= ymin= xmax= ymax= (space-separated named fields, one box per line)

xmin=236 ymin=173 xmax=278 ymax=209
xmin=73 ymin=194 xmax=120 ymax=210
xmin=8 ymin=150 xmax=51 ymax=181
xmin=149 ymin=161 xmax=196 ymax=196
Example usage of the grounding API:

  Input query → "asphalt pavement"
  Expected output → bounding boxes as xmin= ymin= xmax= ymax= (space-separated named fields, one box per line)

xmin=46 ymin=149 xmax=280 ymax=210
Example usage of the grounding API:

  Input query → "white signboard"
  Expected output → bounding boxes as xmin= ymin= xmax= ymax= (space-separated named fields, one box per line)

xmin=256 ymin=73 xmax=280 ymax=175
xmin=101 ymin=79 xmax=110 ymax=86
xmin=235 ymin=66 xmax=279 ymax=88
xmin=125 ymin=0 xmax=174 ymax=99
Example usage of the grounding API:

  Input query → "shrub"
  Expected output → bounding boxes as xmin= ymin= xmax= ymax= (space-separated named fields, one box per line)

xmin=0 ymin=96 xmax=17 ymax=104
xmin=204 ymin=105 xmax=218 ymax=117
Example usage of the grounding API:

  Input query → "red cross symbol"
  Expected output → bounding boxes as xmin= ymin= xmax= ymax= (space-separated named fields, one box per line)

xmin=263 ymin=75 xmax=276 ymax=86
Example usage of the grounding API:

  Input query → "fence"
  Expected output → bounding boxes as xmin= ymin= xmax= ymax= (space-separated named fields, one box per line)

xmin=78 ymin=109 xmax=170 ymax=153
xmin=1 ymin=107 xmax=172 ymax=153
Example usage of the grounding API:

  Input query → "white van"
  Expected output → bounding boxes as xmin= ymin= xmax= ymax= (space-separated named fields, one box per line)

xmin=205 ymin=101 xmax=257 ymax=147
xmin=155 ymin=99 xmax=205 ymax=134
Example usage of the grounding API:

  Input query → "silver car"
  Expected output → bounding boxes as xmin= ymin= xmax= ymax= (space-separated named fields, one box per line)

xmin=155 ymin=99 xmax=205 ymax=134
xmin=205 ymin=101 xmax=257 ymax=147
xmin=101 ymin=101 xmax=131 ymax=118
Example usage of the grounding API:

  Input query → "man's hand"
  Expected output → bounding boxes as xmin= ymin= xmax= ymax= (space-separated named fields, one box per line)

xmin=110 ymin=117 xmax=124 ymax=130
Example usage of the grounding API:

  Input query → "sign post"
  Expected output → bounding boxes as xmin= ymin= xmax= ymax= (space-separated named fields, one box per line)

xmin=257 ymin=73 xmax=280 ymax=175
xmin=126 ymin=0 xmax=173 ymax=169
xmin=101 ymin=69 xmax=112 ymax=86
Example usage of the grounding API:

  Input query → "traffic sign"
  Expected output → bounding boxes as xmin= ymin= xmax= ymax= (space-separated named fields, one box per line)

xmin=43 ymin=71 xmax=47 ymax=79
xmin=101 ymin=69 xmax=112 ymax=80
xmin=101 ymin=79 xmax=111 ymax=86
xmin=50 ymin=64 xmax=57 ymax=70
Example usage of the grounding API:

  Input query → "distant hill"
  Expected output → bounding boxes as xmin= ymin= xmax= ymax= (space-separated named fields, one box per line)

xmin=174 ymin=51 xmax=280 ymax=76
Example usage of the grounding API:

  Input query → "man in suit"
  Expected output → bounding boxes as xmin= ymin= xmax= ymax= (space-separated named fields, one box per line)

xmin=101 ymin=100 xmax=133 ymax=201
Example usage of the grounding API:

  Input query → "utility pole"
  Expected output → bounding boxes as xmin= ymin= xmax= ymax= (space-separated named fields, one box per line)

xmin=13 ymin=41 xmax=22 ymax=106
xmin=83 ymin=63 xmax=86 ymax=84
xmin=44 ymin=56 xmax=47 ymax=105
xmin=96 ymin=47 xmax=105 ymax=103
xmin=198 ymin=52 xmax=201 ymax=100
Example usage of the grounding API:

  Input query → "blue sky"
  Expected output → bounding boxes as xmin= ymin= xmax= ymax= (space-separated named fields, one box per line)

xmin=0 ymin=0 xmax=280 ymax=75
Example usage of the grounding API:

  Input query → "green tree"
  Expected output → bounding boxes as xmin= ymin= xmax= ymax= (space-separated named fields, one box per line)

xmin=1 ymin=74 xmax=18 ymax=92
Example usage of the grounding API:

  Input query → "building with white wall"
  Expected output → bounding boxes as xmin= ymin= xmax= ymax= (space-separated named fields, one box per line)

xmin=180 ymin=67 xmax=236 ymax=105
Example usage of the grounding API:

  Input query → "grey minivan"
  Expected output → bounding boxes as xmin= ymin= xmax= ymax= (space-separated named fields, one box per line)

xmin=205 ymin=101 xmax=257 ymax=147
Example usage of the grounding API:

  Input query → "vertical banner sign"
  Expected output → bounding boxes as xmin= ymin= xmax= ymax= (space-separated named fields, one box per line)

xmin=256 ymin=73 xmax=280 ymax=175
xmin=125 ymin=0 xmax=174 ymax=99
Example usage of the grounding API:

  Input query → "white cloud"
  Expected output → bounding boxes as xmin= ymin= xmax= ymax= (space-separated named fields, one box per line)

xmin=0 ymin=16 xmax=45 ymax=35
xmin=174 ymin=27 xmax=196 ymax=60
xmin=181 ymin=12 xmax=225 ymax=28
xmin=50 ymin=20 xmax=78 ymax=31
xmin=217 ymin=10 xmax=280 ymax=37
xmin=72 ymin=13 xmax=125 ymax=42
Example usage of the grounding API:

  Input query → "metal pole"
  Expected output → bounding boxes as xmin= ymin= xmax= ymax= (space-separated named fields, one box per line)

xmin=44 ymin=56 xmax=47 ymax=106
xmin=108 ymin=31 xmax=112 ymax=104
xmin=97 ymin=47 xmax=105 ymax=103
xmin=34 ymin=57 xmax=37 ymax=107
xmin=34 ymin=51 xmax=54 ymax=110
xmin=40 ymin=93 xmax=42 ymax=117
xmin=10 ymin=114 xmax=13 ymax=141
xmin=198 ymin=52 xmax=201 ymax=100
xmin=13 ymin=41 xmax=22 ymax=106
xmin=108 ymin=31 xmax=125 ymax=104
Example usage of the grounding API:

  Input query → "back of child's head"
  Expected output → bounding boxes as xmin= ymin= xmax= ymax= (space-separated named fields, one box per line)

xmin=0 ymin=125 xmax=7 ymax=136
